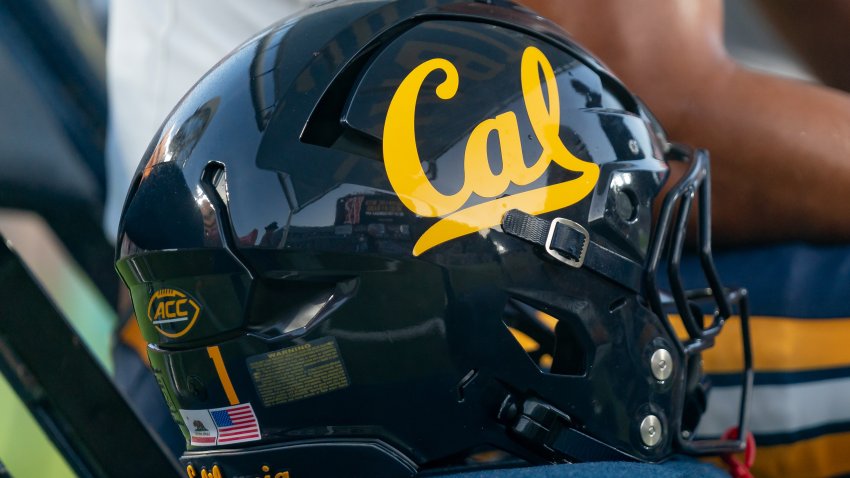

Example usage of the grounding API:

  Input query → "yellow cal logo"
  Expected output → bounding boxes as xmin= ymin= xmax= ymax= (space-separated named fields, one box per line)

xmin=147 ymin=288 xmax=201 ymax=338
xmin=383 ymin=46 xmax=600 ymax=256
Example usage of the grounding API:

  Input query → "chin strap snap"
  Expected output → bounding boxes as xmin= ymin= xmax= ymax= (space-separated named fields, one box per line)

xmin=720 ymin=427 xmax=756 ymax=478
xmin=499 ymin=395 xmax=636 ymax=463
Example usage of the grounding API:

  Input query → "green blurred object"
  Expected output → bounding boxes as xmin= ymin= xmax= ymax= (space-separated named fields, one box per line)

xmin=0 ymin=375 xmax=75 ymax=478
xmin=0 ymin=0 xmax=118 ymax=475
xmin=0 ymin=213 xmax=118 ymax=478
xmin=0 ymin=212 xmax=116 ymax=372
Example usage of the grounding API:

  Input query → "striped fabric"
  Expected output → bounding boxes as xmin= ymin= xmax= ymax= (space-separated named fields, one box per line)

xmin=679 ymin=243 xmax=850 ymax=478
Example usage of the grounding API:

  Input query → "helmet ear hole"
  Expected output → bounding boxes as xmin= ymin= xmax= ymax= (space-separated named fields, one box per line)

xmin=550 ymin=315 xmax=587 ymax=376
xmin=503 ymin=301 xmax=587 ymax=376
xmin=504 ymin=300 xmax=555 ymax=371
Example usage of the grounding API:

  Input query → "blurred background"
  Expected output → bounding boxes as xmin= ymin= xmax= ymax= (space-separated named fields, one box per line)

xmin=0 ymin=0 xmax=815 ymax=476
xmin=0 ymin=0 xmax=111 ymax=475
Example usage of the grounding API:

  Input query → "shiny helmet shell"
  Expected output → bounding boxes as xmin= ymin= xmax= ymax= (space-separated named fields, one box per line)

xmin=115 ymin=1 xmax=751 ymax=476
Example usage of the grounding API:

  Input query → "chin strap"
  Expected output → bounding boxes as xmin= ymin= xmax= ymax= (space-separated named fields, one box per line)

xmin=501 ymin=210 xmax=643 ymax=292
xmin=499 ymin=396 xmax=636 ymax=463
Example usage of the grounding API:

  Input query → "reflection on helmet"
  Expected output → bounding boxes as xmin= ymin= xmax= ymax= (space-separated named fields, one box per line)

xmin=115 ymin=1 xmax=752 ymax=476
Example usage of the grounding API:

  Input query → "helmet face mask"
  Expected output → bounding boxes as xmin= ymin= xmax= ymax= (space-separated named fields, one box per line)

xmin=646 ymin=145 xmax=753 ymax=456
xmin=115 ymin=1 xmax=751 ymax=476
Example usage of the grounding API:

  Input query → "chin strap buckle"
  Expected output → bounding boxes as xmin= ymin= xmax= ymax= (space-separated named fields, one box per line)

xmin=545 ymin=218 xmax=589 ymax=268
xmin=501 ymin=209 xmax=643 ymax=292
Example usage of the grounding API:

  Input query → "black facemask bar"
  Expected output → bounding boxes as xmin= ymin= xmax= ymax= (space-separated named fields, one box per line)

xmin=644 ymin=144 xmax=753 ymax=456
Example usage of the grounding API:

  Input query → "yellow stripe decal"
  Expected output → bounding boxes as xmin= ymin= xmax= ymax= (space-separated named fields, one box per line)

xmin=207 ymin=346 xmax=239 ymax=405
xmin=670 ymin=315 xmax=850 ymax=373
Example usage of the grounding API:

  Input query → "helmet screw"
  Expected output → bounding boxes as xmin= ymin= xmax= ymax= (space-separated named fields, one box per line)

xmin=640 ymin=415 xmax=663 ymax=447
xmin=650 ymin=348 xmax=673 ymax=381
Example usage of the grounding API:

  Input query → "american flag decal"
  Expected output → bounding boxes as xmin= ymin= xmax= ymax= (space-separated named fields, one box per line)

xmin=210 ymin=403 xmax=261 ymax=445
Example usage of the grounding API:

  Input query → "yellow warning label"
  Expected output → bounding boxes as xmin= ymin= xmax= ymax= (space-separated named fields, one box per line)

xmin=247 ymin=337 xmax=350 ymax=407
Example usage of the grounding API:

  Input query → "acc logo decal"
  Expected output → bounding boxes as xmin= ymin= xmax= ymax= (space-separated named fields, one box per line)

xmin=147 ymin=288 xmax=201 ymax=338
xmin=383 ymin=46 xmax=600 ymax=256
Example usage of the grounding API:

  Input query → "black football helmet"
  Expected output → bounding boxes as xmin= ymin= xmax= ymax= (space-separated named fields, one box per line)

xmin=115 ymin=1 xmax=752 ymax=476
